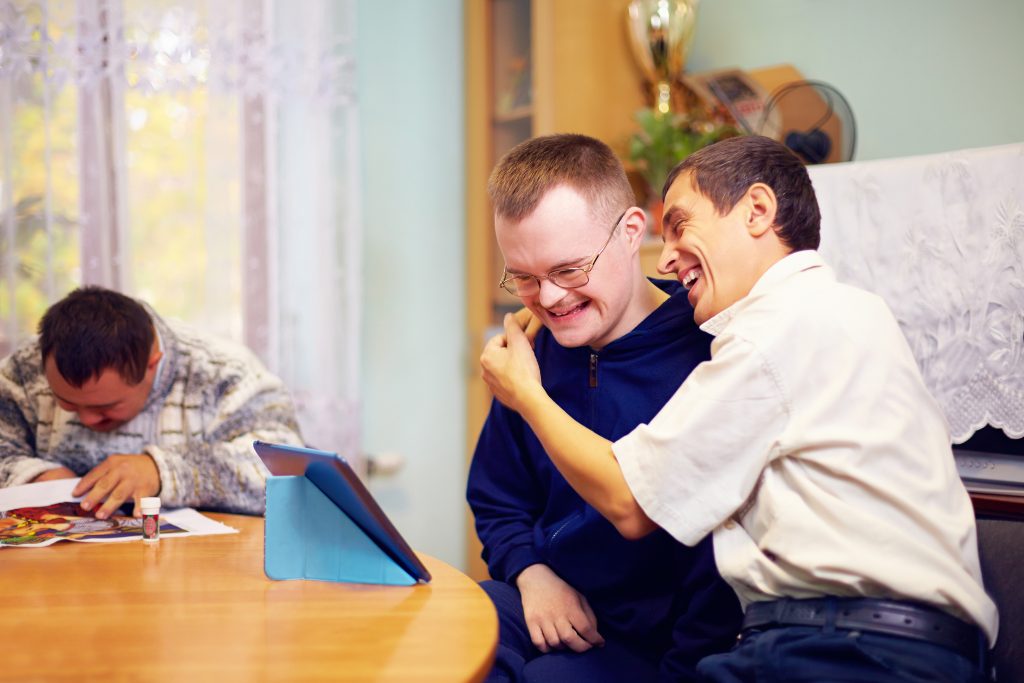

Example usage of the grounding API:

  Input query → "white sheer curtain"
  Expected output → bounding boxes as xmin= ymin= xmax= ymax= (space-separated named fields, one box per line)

xmin=0 ymin=0 xmax=362 ymax=457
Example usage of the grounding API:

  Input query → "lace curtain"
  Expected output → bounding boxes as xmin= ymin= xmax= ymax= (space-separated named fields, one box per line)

xmin=810 ymin=143 xmax=1024 ymax=443
xmin=0 ymin=0 xmax=362 ymax=456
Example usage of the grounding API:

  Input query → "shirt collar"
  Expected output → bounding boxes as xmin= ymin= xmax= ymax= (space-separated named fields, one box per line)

xmin=152 ymin=323 xmax=166 ymax=389
xmin=699 ymin=250 xmax=826 ymax=337
xmin=141 ymin=302 xmax=177 ymax=409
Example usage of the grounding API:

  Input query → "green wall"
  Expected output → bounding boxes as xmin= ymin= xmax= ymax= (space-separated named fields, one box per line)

xmin=358 ymin=0 xmax=466 ymax=568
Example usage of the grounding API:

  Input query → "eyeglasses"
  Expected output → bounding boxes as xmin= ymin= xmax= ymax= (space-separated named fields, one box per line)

xmin=499 ymin=209 xmax=627 ymax=297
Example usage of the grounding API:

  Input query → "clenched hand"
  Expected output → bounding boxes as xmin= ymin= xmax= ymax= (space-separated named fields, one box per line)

xmin=480 ymin=313 xmax=543 ymax=413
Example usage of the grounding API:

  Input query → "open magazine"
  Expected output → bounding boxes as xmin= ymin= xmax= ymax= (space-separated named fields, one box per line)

xmin=0 ymin=479 xmax=238 ymax=548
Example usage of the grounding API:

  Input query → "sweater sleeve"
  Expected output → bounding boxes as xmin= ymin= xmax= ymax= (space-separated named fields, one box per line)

xmin=144 ymin=356 xmax=303 ymax=515
xmin=0 ymin=348 xmax=64 ymax=486
xmin=466 ymin=398 xmax=546 ymax=582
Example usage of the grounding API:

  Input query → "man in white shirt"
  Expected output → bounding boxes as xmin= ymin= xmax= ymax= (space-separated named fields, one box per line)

xmin=480 ymin=135 xmax=997 ymax=682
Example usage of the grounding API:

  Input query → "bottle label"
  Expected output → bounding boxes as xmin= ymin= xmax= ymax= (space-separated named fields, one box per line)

xmin=143 ymin=513 xmax=160 ymax=541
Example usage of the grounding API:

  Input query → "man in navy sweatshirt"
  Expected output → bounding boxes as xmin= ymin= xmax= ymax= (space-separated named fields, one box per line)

xmin=467 ymin=134 xmax=741 ymax=683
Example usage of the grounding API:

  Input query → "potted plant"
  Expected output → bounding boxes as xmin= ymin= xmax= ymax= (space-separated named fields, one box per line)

xmin=628 ymin=108 xmax=738 ymax=234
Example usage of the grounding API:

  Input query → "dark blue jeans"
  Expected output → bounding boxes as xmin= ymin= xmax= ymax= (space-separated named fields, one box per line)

xmin=481 ymin=579 xmax=664 ymax=683
xmin=697 ymin=625 xmax=991 ymax=683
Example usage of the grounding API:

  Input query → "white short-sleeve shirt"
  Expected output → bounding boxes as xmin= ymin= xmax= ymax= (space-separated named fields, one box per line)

xmin=614 ymin=250 xmax=999 ymax=644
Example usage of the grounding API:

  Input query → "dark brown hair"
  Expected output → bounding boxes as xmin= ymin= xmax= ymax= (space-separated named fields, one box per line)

xmin=488 ymin=133 xmax=635 ymax=223
xmin=663 ymin=135 xmax=821 ymax=251
xmin=39 ymin=286 xmax=154 ymax=387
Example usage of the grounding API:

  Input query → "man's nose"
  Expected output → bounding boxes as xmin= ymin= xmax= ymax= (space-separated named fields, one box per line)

xmin=537 ymin=278 xmax=569 ymax=308
xmin=657 ymin=243 xmax=678 ymax=276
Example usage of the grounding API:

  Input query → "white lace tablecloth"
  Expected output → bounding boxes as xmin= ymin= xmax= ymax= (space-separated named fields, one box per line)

xmin=809 ymin=143 xmax=1024 ymax=443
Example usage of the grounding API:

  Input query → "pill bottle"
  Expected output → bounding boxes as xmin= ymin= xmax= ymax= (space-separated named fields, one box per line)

xmin=140 ymin=497 xmax=161 ymax=543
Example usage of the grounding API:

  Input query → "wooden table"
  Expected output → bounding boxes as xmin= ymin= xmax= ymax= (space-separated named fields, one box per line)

xmin=1 ymin=514 xmax=497 ymax=682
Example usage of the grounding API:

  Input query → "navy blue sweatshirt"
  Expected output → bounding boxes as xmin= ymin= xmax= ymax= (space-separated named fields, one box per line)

xmin=467 ymin=279 xmax=741 ymax=676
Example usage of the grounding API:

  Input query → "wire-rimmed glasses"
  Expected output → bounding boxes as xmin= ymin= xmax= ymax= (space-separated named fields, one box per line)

xmin=499 ymin=209 xmax=627 ymax=297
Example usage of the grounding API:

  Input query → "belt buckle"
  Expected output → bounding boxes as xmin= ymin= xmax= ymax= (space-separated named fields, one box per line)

xmin=782 ymin=600 xmax=825 ymax=625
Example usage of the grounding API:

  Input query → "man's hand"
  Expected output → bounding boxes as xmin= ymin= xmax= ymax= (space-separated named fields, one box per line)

xmin=73 ymin=454 xmax=160 ymax=519
xmin=32 ymin=466 xmax=77 ymax=482
xmin=512 ymin=307 xmax=543 ymax=346
xmin=516 ymin=563 xmax=605 ymax=654
xmin=481 ymin=313 xmax=543 ymax=412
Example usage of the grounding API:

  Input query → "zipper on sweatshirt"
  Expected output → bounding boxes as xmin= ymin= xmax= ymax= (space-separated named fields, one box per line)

xmin=545 ymin=511 xmax=583 ymax=552
xmin=589 ymin=352 xmax=598 ymax=388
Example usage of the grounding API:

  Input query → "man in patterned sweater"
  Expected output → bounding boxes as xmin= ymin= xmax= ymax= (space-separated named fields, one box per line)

xmin=0 ymin=286 xmax=303 ymax=518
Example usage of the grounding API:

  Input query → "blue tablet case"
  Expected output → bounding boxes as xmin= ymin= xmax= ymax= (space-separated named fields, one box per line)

xmin=264 ymin=474 xmax=417 ymax=586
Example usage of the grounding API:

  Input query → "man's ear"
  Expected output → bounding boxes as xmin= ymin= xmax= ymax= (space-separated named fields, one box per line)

xmin=621 ymin=206 xmax=648 ymax=253
xmin=745 ymin=183 xmax=778 ymax=238
xmin=147 ymin=348 xmax=163 ymax=370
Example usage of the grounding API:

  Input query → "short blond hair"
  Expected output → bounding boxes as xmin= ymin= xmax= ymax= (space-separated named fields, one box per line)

xmin=488 ymin=134 xmax=635 ymax=223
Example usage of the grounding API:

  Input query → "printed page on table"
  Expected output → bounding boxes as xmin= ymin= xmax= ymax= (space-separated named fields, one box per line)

xmin=0 ymin=479 xmax=237 ymax=548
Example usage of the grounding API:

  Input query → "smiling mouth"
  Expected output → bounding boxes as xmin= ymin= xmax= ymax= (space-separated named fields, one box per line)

xmin=547 ymin=301 xmax=589 ymax=319
xmin=681 ymin=266 xmax=703 ymax=290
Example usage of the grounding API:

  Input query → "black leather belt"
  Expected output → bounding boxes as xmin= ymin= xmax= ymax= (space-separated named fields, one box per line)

xmin=742 ymin=598 xmax=986 ymax=665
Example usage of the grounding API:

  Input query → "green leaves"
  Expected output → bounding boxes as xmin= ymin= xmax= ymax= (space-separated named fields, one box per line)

xmin=627 ymin=109 xmax=737 ymax=198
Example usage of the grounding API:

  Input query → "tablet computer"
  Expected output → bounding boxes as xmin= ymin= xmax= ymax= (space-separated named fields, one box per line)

xmin=253 ymin=440 xmax=431 ymax=583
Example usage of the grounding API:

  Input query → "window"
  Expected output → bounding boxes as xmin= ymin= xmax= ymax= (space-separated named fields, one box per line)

xmin=0 ymin=0 xmax=362 ymax=452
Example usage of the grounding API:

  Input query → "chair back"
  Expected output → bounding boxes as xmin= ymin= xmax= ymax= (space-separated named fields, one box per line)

xmin=977 ymin=517 xmax=1024 ymax=681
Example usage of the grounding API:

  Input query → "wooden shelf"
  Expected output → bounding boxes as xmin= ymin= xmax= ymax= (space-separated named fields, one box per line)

xmin=494 ymin=105 xmax=533 ymax=123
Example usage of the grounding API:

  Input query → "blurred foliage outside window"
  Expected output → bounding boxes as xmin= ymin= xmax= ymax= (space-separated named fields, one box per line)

xmin=1 ymin=0 xmax=244 ymax=354
xmin=1 ymin=2 xmax=80 ymax=350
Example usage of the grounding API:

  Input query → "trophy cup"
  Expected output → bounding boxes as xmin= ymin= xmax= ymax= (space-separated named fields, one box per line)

xmin=625 ymin=0 xmax=700 ymax=115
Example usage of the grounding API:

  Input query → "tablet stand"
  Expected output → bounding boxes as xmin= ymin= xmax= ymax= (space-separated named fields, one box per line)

xmin=264 ymin=475 xmax=417 ymax=585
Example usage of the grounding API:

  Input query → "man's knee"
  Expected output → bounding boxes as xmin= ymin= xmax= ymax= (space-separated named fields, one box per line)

xmin=480 ymin=581 xmax=532 ymax=683
xmin=481 ymin=580 xmax=525 ymax=623
xmin=480 ymin=580 xmax=533 ymax=649
xmin=522 ymin=642 xmax=660 ymax=683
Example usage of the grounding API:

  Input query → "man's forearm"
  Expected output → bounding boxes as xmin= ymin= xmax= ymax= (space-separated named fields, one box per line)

xmin=517 ymin=384 xmax=656 ymax=539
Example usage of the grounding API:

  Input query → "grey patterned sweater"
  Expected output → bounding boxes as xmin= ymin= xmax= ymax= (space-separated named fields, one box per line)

xmin=0 ymin=307 xmax=303 ymax=514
